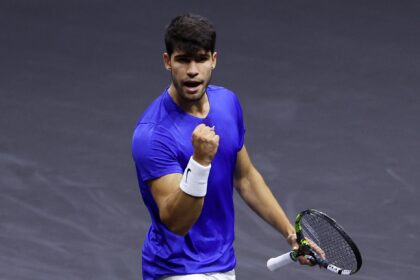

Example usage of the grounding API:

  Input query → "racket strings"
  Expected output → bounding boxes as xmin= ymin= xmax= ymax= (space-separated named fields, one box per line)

xmin=301 ymin=214 xmax=358 ymax=271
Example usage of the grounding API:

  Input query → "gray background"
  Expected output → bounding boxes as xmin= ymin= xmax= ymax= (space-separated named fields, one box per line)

xmin=1 ymin=0 xmax=419 ymax=279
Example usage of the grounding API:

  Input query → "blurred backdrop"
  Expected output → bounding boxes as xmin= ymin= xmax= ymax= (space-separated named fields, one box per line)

xmin=1 ymin=1 xmax=419 ymax=279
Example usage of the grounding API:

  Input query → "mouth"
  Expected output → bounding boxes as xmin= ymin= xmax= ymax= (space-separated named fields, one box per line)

xmin=183 ymin=80 xmax=203 ymax=93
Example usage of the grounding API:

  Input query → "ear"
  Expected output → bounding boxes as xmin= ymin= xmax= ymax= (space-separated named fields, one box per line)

xmin=211 ymin=52 xmax=217 ymax=70
xmin=163 ymin=52 xmax=172 ymax=70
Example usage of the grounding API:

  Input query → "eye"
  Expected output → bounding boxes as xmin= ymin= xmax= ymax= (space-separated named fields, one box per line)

xmin=175 ymin=56 xmax=191 ymax=63
xmin=195 ymin=55 xmax=209 ymax=63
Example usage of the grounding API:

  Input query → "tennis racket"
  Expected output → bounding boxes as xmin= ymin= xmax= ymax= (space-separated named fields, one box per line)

xmin=267 ymin=209 xmax=362 ymax=275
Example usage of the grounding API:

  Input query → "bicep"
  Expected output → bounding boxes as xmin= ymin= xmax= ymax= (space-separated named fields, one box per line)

xmin=234 ymin=145 xmax=255 ymax=192
xmin=148 ymin=173 xmax=183 ymax=210
xmin=147 ymin=172 xmax=205 ymax=235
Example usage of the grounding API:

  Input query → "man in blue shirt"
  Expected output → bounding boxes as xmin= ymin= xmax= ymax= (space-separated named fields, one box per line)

xmin=132 ymin=14 xmax=311 ymax=280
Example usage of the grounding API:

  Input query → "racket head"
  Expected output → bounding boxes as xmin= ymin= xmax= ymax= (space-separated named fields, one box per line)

xmin=294 ymin=209 xmax=363 ymax=275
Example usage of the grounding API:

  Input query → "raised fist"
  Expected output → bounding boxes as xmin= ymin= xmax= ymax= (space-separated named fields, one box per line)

xmin=191 ymin=124 xmax=219 ymax=166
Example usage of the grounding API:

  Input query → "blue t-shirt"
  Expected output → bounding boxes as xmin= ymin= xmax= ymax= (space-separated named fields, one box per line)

xmin=132 ymin=85 xmax=246 ymax=279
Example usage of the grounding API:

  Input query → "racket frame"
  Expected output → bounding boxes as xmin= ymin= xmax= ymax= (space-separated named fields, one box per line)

xmin=295 ymin=209 xmax=363 ymax=275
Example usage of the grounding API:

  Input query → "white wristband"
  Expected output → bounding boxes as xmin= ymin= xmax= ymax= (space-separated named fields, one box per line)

xmin=180 ymin=157 xmax=211 ymax=197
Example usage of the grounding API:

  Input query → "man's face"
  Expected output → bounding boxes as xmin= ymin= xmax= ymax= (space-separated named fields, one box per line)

xmin=164 ymin=49 xmax=217 ymax=102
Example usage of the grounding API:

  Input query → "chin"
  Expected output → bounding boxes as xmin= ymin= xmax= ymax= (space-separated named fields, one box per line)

xmin=182 ymin=90 xmax=206 ymax=102
xmin=183 ymin=94 xmax=204 ymax=102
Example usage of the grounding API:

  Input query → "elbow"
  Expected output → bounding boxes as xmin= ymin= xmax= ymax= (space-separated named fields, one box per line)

xmin=167 ymin=224 xmax=190 ymax=236
xmin=234 ymin=177 xmax=250 ymax=195
xmin=160 ymin=213 xmax=191 ymax=236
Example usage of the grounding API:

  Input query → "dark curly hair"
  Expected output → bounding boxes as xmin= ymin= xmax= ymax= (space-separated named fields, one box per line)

xmin=164 ymin=14 xmax=216 ymax=57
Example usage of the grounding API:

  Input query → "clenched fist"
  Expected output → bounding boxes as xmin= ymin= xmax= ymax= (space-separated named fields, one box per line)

xmin=192 ymin=124 xmax=220 ymax=166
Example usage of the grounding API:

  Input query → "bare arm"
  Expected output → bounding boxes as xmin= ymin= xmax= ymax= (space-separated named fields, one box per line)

xmin=234 ymin=146 xmax=313 ymax=265
xmin=149 ymin=124 xmax=219 ymax=236
xmin=234 ymin=146 xmax=295 ymax=239
xmin=149 ymin=173 xmax=204 ymax=236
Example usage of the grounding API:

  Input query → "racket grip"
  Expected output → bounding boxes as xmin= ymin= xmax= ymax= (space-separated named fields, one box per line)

xmin=267 ymin=251 xmax=295 ymax=271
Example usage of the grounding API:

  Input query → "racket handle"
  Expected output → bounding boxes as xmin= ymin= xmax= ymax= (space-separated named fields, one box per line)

xmin=267 ymin=251 xmax=295 ymax=271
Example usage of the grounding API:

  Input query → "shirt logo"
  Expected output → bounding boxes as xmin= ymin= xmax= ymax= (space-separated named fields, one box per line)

xmin=186 ymin=168 xmax=191 ymax=182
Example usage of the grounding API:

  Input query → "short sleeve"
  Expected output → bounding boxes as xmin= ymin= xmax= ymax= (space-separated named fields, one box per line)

xmin=132 ymin=123 xmax=183 ymax=182
xmin=233 ymin=94 xmax=246 ymax=150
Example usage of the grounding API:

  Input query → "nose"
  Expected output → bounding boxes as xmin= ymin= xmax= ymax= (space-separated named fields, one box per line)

xmin=187 ymin=61 xmax=199 ymax=77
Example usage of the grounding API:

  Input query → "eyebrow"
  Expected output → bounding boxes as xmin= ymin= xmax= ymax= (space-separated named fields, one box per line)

xmin=174 ymin=53 xmax=210 ymax=61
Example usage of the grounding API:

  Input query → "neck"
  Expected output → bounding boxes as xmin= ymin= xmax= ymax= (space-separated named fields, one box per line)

xmin=168 ymin=84 xmax=210 ymax=118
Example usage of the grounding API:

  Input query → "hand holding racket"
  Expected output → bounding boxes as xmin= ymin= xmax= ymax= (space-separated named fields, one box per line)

xmin=267 ymin=209 xmax=362 ymax=275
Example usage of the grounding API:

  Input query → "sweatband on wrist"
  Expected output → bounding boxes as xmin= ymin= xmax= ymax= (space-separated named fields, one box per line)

xmin=180 ymin=157 xmax=211 ymax=197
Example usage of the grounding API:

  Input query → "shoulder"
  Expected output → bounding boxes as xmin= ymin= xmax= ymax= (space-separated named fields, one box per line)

xmin=132 ymin=122 xmax=180 ymax=171
xmin=207 ymin=85 xmax=241 ymax=104
xmin=208 ymin=84 xmax=243 ymax=109
xmin=133 ymin=89 xmax=178 ymax=142
xmin=135 ymin=92 xmax=168 ymax=126
xmin=133 ymin=122 xmax=175 ymax=151
xmin=207 ymin=84 xmax=236 ymax=96
xmin=132 ymin=92 xmax=178 ymax=159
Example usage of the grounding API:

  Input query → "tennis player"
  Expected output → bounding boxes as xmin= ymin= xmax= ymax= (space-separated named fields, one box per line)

xmin=132 ymin=14 xmax=311 ymax=280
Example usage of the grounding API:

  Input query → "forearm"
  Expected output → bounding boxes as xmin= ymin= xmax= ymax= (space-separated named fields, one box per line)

xmin=235 ymin=167 xmax=295 ymax=239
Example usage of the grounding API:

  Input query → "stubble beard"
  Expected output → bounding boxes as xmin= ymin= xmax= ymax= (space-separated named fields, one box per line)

xmin=171 ymin=73 xmax=211 ymax=103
